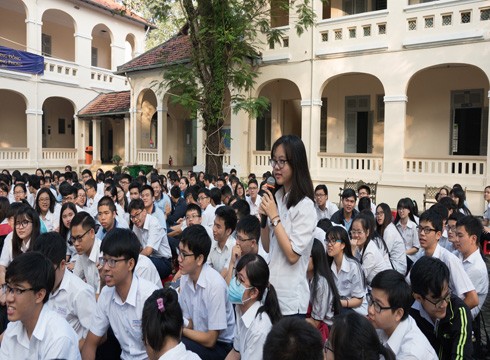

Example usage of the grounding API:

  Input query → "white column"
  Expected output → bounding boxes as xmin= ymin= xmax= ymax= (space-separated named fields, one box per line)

xmin=74 ymin=33 xmax=92 ymax=88
xmin=92 ymin=119 xmax=102 ymax=165
xmin=301 ymin=99 xmax=322 ymax=177
xmin=382 ymin=95 xmax=408 ymax=182
xmin=25 ymin=108 xmax=43 ymax=167
xmin=194 ymin=112 xmax=206 ymax=172
xmin=156 ymin=106 xmax=168 ymax=168
xmin=230 ymin=105 xmax=250 ymax=175
xmin=73 ymin=115 xmax=80 ymax=164
xmin=111 ymin=42 xmax=125 ymax=70
xmin=129 ymin=107 xmax=138 ymax=164
xmin=124 ymin=116 xmax=130 ymax=164
xmin=25 ymin=18 xmax=42 ymax=54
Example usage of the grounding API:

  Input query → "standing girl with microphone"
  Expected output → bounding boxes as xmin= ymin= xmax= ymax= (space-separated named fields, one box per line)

xmin=260 ymin=135 xmax=316 ymax=317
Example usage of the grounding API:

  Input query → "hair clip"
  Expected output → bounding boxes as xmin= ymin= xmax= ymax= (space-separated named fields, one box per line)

xmin=157 ymin=298 xmax=165 ymax=312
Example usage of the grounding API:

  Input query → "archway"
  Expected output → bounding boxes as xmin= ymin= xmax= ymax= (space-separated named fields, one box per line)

xmin=42 ymin=97 xmax=75 ymax=148
xmin=41 ymin=9 xmax=76 ymax=60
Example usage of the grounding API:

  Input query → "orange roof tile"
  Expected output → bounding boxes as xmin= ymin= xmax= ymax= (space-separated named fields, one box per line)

xmin=78 ymin=91 xmax=130 ymax=117
xmin=79 ymin=0 xmax=154 ymax=28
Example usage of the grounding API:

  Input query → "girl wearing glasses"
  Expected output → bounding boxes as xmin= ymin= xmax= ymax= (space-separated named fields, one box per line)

xmin=13 ymin=183 xmax=27 ymax=203
xmin=0 ymin=206 xmax=41 ymax=284
xmin=306 ymin=239 xmax=341 ymax=341
xmin=226 ymin=253 xmax=281 ymax=360
xmin=326 ymin=226 xmax=367 ymax=314
xmin=351 ymin=213 xmax=391 ymax=285
xmin=394 ymin=198 xmax=420 ymax=264
xmin=260 ymin=134 xmax=316 ymax=317
xmin=35 ymin=188 xmax=61 ymax=232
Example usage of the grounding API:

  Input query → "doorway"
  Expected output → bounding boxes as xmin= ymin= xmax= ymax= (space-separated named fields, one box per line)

xmin=345 ymin=96 xmax=373 ymax=153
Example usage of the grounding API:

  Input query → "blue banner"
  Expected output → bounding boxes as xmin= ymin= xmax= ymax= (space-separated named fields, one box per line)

xmin=0 ymin=46 xmax=44 ymax=75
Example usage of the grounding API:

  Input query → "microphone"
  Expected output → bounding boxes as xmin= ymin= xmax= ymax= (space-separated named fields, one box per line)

xmin=261 ymin=177 xmax=276 ymax=228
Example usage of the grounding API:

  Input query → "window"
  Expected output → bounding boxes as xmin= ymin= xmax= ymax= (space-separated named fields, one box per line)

xmin=271 ymin=0 xmax=289 ymax=28
xmin=343 ymin=0 xmax=367 ymax=16
xmin=58 ymin=118 xmax=65 ymax=134
xmin=42 ymin=34 xmax=52 ymax=57
xmin=377 ymin=95 xmax=385 ymax=122
xmin=91 ymin=47 xmax=98 ymax=67
xmin=322 ymin=1 xmax=331 ymax=19
xmin=320 ymin=98 xmax=327 ymax=152
xmin=256 ymin=104 xmax=271 ymax=151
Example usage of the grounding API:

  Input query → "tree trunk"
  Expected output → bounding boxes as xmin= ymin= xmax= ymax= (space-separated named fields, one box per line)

xmin=205 ymin=122 xmax=223 ymax=176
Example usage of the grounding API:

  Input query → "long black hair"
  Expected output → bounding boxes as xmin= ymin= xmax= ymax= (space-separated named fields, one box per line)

xmin=12 ymin=206 xmax=40 ymax=258
xmin=270 ymin=135 xmax=314 ymax=209
xmin=394 ymin=198 xmax=417 ymax=224
xmin=35 ymin=188 xmax=56 ymax=214
xmin=59 ymin=202 xmax=77 ymax=241
xmin=450 ymin=187 xmax=471 ymax=215
xmin=235 ymin=254 xmax=282 ymax=324
xmin=309 ymin=239 xmax=341 ymax=316
xmin=375 ymin=203 xmax=392 ymax=238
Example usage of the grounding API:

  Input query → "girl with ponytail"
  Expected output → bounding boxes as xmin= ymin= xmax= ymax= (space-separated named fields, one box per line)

xmin=226 ymin=253 xmax=282 ymax=360
xmin=142 ymin=288 xmax=200 ymax=360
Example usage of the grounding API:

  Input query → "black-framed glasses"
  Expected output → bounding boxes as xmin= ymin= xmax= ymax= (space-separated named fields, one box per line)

xmin=178 ymin=251 xmax=195 ymax=260
xmin=69 ymin=228 xmax=91 ymax=244
xmin=2 ymin=283 xmax=35 ymax=296
xmin=416 ymin=225 xmax=437 ymax=235
xmin=269 ymin=158 xmax=288 ymax=169
xmin=236 ymin=235 xmax=255 ymax=242
xmin=197 ymin=196 xmax=209 ymax=201
xmin=15 ymin=220 xmax=32 ymax=229
xmin=446 ymin=225 xmax=457 ymax=232
xmin=130 ymin=210 xmax=143 ymax=220
xmin=98 ymin=257 xmax=128 ymax=268
xmin=423 ymin=290 xmax=451 ymax=309
xmin=367 ymin=293 xmax=395 ymax=313
xmin=326 ymin=238 xmax=342 ymax=245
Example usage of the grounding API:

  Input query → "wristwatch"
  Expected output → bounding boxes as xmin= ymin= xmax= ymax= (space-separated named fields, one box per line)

xmin=271 ymin=217 xmax=281 ymax=227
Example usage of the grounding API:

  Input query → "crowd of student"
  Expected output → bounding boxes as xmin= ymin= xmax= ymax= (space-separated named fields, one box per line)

xmin=0 ymin=134 xmax=488 ymax=359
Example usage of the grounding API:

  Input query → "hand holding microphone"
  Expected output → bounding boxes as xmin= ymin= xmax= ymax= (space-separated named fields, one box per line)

xmin=261 ymin=177 xmax=276 ymax=228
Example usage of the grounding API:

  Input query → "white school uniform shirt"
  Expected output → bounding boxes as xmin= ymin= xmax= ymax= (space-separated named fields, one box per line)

xmin=376 ymin=315 xmax=438 ymax=360
xmin=0 ymin=306 xmax=80 ymax=360
xmin=331 ymin=254 xmax=367 ymax=315
xmin=96 ymin=182 xmax=105 ymax=196
xmin=201 ymin=204 xmax=216 ymax=230
xmin=73 ymin=237 xmax=102 ymax=294
xmin=315 ymin=200 xmax=339 ymax=221
xmin=232 ymin=301 xmax=272 ymax=360
xmin=0 ymin=233 xmax=30 ymax=267
xmin=309 ymin=275 xmax=334 ymax=326
xmin=136 ymin=254 xmax=163 ymax=288
xmin=40 ymin=203 xmax=61 ymax=232
xmin=396 ymin=220 xmax=420 ymax=261
xmin=246 ymin=194 xmax=262 ymax=217
xmin=179 ymin=264 xmax=235 ymax=344
xmin=157 ymin=342 xmax=201 ymax=360
xmin=355 ymin=240 xmax=391 ymax=285
xmin=133 ymin=213 xmax=171 ymax=259
xmin=207 ymin=235 xmax=236 ymax=273
xmin=268 ymin=188 xmax=316 ymax=315
xmin=47 ymin=269 xmax=96 ymax=339
xmin=381 ymin=223 xmax=407 ymax=275
xmin=459 ymin=249 xmax=489 ymax=318
xmin=86 ymin=193 xmax=103 ymax=218
xmin=89 ymin=275 xmax=158 ymax=360
xmin=420 ymin=244 xmax=475 ymax=300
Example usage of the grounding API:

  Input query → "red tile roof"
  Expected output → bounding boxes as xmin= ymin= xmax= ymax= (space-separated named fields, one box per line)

xmin=78 ymin=90 xmax=130 ymax=117
xmin=116 ymin=34 xmax=191 ymax=74
xmin=79 ymin=0 xmax=154 ymax=28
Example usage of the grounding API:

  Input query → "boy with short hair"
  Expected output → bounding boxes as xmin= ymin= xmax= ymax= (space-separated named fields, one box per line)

xmin=368 ymin=269 xmax=437 ymax=359
xmin=209 ymin=206 xmax=237 ymax=276
xmin=246 ymin=179 xmax=261 ymax=217
xmin=0 ymin=252 xmax=80 ymax=359
xmin=179 ymin=225 xmax=235 ymax=359
xmin=330 ymin=188 xmax=359 ymax=231
xmin=82 ymin=228 xmax=158 ymax=360
xmin=410 ymin=256 xmax=473 ymax=360
xmin=314 ymin=184 xmax=338 ymax=221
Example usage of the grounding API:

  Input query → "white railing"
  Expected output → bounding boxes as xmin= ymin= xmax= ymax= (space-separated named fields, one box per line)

xmin=318 ymin=153 xmax=383 ymax=172
xmin=316 ymin=10 xmax=389 ymax=57
xmin=402 ymin=0 xmax=488 ymax=48
xmin=90 ymin=66 xmax=128 ymax=89
xmin=405 ymin=156 xmax=486 ymax=176
xmin=42 ymin=148 xmax=77 ymax=161
xmin=253 ymin=151 xmax=271 ymax=167
xmin=137 ymin=149 xmax=158 ymax=165
xmin=43 ymin=57 xmax=79 ymax=84
xmin=0 ymin=148 xmax=29 ymax=163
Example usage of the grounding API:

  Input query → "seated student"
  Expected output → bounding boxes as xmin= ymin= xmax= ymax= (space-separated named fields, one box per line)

xmin=225 ymin=254 xmax=281 ymax=360
xmin=84 ymin=179 xmax=102 ymax=219
xmin=0 ymin=252 xmax=80 ymax=359
xmin=140 ymin=185 xmax=167 ymax=231
xmin=178 ymin=225 xmax=235 ymax=360
xmin=454 ymin=215 xmax=489 ymax=318
xmin=410 ymin=256 xmax=473 ymax=360
xmin=446 ymin=211 xmax=464 ymax=251
xmin=96 ymin=196 xmax=129 ymax=240
xmin=231 ymin=199 xmax=250 ymax=222
xmin=245 ymin=179 xmax=261 ymax=217
xmin=356 ymin=185 xmax=376 ymax=213
xmin=142 ymin=288 xmax=200 ymax=360
xmin=413 ymin=210 xmax=478 ymax=310
xmin=314 ymin=184 xmax=338 ymax=222
xmin=262 ymin=317 xmax=323 ymax=360
xmin=167 ymin=185 xmax=187 ymax=229
xmin=368 ymin=270 xmax=437 ymax=359
xmin=82 ymin=228 xmax=159 ymax=360
xmin=326 ymin=312 xmax=395 ymax=360
xmin=198 ymin=188 xmax=216 ymax=230
xmin=129 ymin=198 xmax=173 ymax=279
xmin=208 ymin=206 xmax=237 ymax=276
xmin=330 ymin=189 xmax=359 ymax=231
xmin=32 ymin=231 xmax=96 ymax=350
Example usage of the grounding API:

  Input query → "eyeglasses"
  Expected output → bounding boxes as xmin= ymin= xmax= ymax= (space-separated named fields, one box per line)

xmin=423 ymin=290 xmax=451 ymax=309
xmin=375 ymin=212 xmax=384 ymax=216
xmin=446 ymin=225 xmax=457 ymax=232
xmin=197 ymin=196 xmax=209 ymax=201
xmin=119 ymin=180 xmax=129 ymax=185
xmin=248 ymin=186 xmax=258 ymax=191
xmin=2 ymin=283 xmax=35 ymax=296
xmin=178 ymin=251 xmax=195 ymax=260
xmin=416 ymin=226 xmax=437 ymax=235
xmin=327 ymin=238 xmax=342 ymax=245
xmin=367 ymin=293 xmax=395 ymax=313
xmin=130 ymin=210 xmax=143 ymax=220
xmin=236 ymin=235 xmax=255 ymax=242
xmin=38 ymin=197 xmax=50 ymax=203
xmin=315 ymin=193 xmax=326 ymax=198
xmin=69 ymin=228 xmax=91 ymax=244
xmin=185 ymin=214 xmax=201 ymax=220
xmin=15 ymin=220 xmax=32 ymax=229
xmin=269 ymin=158 xmax=288 ymax=169
xmin=350 ymin=230 xmax=364 ymax=237
xmin=98 ymin=257 xmax=128 ymax=268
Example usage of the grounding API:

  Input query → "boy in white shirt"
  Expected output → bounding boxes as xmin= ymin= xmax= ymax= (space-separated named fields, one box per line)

xmin=368 ymin=269 xmax=437 ymax=359
xmin=33 ymin=231 xmax=95 ymax=350
xmin=0 ymin=252 xmax=80 ymax=359
xmin=208 ymin=206 xmax=237 ymax=276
